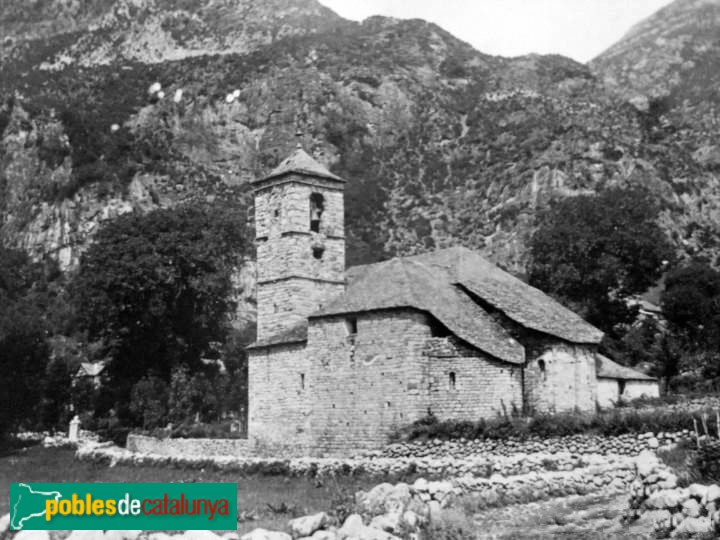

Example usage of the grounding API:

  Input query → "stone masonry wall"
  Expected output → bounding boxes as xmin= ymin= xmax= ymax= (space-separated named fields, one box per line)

xmin=248 ymin=342 xmax=312 ymax=455
xmin=256 ymin=278 xmax=344 ymax=341
xmin=424 ymin=336 xmax=523 ymax=419
xmin=126 ymin=434 xmax=250 ymax=456
xmin=254 ymin=176 xmax=345 ymax=341
xmin=254 ymin=177 xmax=344 ymax=240
xmin=304 ymin=310 xmax=431 ymax=456
xmin=524 ymin=343 xmax=597 ymax=414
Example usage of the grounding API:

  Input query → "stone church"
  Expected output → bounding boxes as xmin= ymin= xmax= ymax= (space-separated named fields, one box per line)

xmin=246 ymin=148 xmax=656 ymax=456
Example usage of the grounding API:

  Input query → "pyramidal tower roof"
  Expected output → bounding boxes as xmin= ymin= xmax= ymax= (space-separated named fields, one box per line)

xmin=256 ymin=148 xmax=344 ymax=183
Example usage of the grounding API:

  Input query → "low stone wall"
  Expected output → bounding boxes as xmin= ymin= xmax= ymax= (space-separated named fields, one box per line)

xmin=626 ymin=451 xmax=720 ymax=537
xmin=126 ymin=434 xmax=251 ymax=457
xmin=78 ymin=441 xmax=635 ymax=482
xmin=378 ymin=430 xmax=686 ymax=459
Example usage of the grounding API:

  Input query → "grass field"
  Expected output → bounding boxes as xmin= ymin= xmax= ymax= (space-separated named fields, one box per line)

xmin=0 ymin=444 xmax=379 ymax=534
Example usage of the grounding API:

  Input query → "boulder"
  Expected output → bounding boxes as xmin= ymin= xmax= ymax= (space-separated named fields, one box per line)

xmin=338 ymin=513 xmax=364 ymax=538
xmin=240 ymin=530 xmax=292 ymax=540
xmin=688 ymin=484 xmax=708 ymax=500
xmin=636 ymin=451 xmax=659 ymax=478
xmin=384 ymin=483 xmax=411 ymax=513
xmin=289 ymin=512 xmax=331 ymax=537
xmin=636 ymin=509 xmax=672 ymax=528
xmin=672 ymin=515 xmax=712 ymax=536
xmin=356 ymin=526 xmax=401 ymax=540
xmin=427 ymin=500 xmax=442 ymax=523
xmin=358 ymin=483 xmax=395 ymax=514
xmin=0 ymin=514 xmax=8 ymax=535
xmin=646 ymin=489 xmax=686 ymax=510
xmin=310 ymin=531 xmax=337 ymax=540
xmin=682 ymin=498 xmax=701 ymax=518
xmin=704 ymin=484 xmax=720 ymax=504
xmin=369 ymin=511 xmax=401 ymax=533
xmin=402 ymin=510 xmax=421 ymax=530
xmin=412 ymin=478 xmax=428 ymax=492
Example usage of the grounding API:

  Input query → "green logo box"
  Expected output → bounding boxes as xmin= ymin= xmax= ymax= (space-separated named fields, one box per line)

xmin=10 ymin=482 xmax=237 ymax=531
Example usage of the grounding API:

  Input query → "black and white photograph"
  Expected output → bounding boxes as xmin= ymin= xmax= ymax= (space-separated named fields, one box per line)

xmin=0 ymin=0 xmax=719 ymax=538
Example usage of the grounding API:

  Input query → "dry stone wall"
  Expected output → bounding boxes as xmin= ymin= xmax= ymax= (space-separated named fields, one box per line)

xmin=126 ymin=434 xmax=250 ymax=457
xmin=625 ymin=451 xmax=720 ymax=537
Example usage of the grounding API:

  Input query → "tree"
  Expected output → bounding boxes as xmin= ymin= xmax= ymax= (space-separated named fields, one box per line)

xmin=661 ymin=261 xmax=720 ymax=351
xmin=129 ymin=374 xmax=169 ymax=430
xmin=528 ymin=187 xmax=673 ymax=336
xmin=72 ymin=202 xmax=248 ymax=423
xmin=0 ymin=246 xmax=52 ymax=436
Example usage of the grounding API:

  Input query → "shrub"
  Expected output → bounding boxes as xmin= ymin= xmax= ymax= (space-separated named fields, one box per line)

xmin=418 ymin=508 xmax=477 ymax=540
xmin=398 ymin=406 xmax=707 ymax=442
xmin=657 ymin=440 xmax=701 ymax=487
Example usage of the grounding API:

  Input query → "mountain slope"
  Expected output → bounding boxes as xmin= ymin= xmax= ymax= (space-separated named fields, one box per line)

xmin=0 ymin=0 xmax=719 ymax=280
xmin=591 ymin=0 xmax=720 ymax=103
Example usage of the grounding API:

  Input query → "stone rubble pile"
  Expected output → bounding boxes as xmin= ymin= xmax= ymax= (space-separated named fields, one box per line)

xmin=626 ymin=450 xmax=720 ymax=537
xmin=375 ymin=431 xmax=686 ymax=460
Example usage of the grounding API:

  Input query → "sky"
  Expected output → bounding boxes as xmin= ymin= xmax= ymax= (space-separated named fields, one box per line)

xmin=318 ymin=0 xmax=674 ymax=63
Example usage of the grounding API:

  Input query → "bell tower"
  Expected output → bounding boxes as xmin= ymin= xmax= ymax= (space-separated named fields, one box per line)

xmin=252 ymin=148 xmax=346 ymax=341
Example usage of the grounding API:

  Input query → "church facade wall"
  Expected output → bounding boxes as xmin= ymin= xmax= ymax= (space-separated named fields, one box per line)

xmin=524 ymin=343 xmax=598 ymax=414
xmin=424 ymin=336 xmax=523 ymax=420
xmin=247 ymin=342 xmax=312 ymax=455
xmin=303 ymin=309 xmax=430 ymax=456
xmin=249 ymin=310 xmax=531 ymax=456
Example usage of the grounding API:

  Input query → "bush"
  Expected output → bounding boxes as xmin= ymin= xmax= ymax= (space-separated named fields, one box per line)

xmin=657 ymin=440 xmax=701 ymax=486
xmin=398 ymin=406 xmax=707 ymax=442
xmin=418 ymin=508 xmax=477 ymax=540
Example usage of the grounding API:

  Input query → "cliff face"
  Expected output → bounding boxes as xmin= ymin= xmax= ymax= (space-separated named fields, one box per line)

xmin=1 ymin=0 xmax=719 ymax=279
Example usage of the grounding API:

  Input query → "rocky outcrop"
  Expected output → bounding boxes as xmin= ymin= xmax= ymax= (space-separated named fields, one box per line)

xmin=1 ymin=0 xmax=720 ymax=277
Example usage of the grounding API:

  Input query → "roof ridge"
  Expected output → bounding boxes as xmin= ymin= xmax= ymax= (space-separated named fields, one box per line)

xmin=256 ymin=148 xmax=344 ymax=183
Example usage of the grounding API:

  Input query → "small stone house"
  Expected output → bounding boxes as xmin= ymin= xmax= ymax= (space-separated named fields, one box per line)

xmin=74 ymin=361 xmax=105 ymax=388
xmin=596 ymin=355 xmax=659 ymax=408
xmin=246 ymin=148 xmax=658 ymax=456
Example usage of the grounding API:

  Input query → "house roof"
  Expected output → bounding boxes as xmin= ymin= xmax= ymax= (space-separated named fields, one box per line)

xmin=318 ymin=246 xmax=603 ymax=343
xmin=315 ymin=256 xmax=525 ymax=364
xmin=248 ymin=321 xmax=308 ymax=349
xmin=596 ymin=354 xmax=655 ymax=381
xmin=254 ymin=148 xmax=344 ymax=183
xmin=76 ymin=362 xmax=105 ymax=377
xmin=252 ymin=246 xmax=604 ymax=360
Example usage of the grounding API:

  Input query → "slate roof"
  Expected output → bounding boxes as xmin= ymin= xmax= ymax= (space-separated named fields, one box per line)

xmin=248 ymin=321 xmax=308 ymax=349
xmin=254 ymin=148 xmax=344 ymax=183
xmin=253 ymin=246 xmax=604 ymax=361
xmin=596 ymin=354 xmax=656 ymax=381
xmin=315 ymin=257 xmax=525 ymax=364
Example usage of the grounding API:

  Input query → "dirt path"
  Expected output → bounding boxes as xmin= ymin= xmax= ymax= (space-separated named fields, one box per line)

xmin=472 ymin=491 xmax=654 ymax=539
